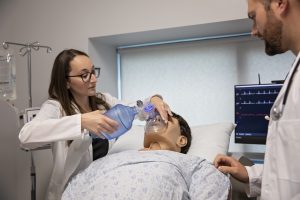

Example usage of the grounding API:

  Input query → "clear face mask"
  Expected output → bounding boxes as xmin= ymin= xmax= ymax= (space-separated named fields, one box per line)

xmin=144 ymin=114 xmax=167 ymax=134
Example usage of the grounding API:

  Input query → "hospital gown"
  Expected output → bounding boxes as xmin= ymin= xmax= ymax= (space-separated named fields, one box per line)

xmin=62 ymin=150 xmax=230 ymax=200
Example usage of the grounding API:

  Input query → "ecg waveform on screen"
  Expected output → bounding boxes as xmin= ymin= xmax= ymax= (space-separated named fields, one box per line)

xmin=234 ymin=84 xmax=283 ymax=144
xmin=236 ymin=100 xmax=275 ymax=105
xmin=236 ymin=113 xmax=266 ymax=117
xmin=236 ymin=90 xmax=280 ymax=96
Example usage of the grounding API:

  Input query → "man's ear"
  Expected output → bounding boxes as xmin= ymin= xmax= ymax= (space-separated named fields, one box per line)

xmin=176 ymin=136 xmax=187 ymax=147
xmin=276 ymin=0 xmax=289 ymax=16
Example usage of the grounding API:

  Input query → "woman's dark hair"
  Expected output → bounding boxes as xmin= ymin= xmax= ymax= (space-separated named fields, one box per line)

xmin=48 ymin=49 xmax=110 ymax=115
xmin=171 ymin=112 xmax=192 ymax=154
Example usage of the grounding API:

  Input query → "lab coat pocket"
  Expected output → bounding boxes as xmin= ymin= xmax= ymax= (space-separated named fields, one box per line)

xmin=277 ymin=119 xmax=300 ymax=182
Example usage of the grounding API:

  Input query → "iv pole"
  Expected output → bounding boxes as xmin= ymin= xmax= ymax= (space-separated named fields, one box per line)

xmin=2 ymin=41 xmax=52 ymax=200
xmin=3 ymin=42 xmax=52 ymax=107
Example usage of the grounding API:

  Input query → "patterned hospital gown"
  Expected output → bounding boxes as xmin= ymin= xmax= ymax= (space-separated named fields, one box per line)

xmin=62 ymin=150 xmax=230 ymax=200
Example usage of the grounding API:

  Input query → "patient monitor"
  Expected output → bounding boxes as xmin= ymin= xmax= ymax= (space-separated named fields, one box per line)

xmin=234 ymin=83 xmax=282 ymax=145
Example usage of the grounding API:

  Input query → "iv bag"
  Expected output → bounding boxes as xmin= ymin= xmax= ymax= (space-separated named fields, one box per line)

xmin=0 ymin=51 xmax=16 ymax=100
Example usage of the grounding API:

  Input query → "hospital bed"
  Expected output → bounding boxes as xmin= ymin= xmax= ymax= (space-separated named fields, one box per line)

xmin=63 ymin=122 xmax=237 ymax=200
xmin=28 ymin=121 xmax=256 ymax=199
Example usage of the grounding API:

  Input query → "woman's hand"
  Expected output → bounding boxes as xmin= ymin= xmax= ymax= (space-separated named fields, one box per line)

xmin=213 ymin=154 xmax=249 ymax=183
xmin=150 ymin=96 xmax=172 ymax=123
xmin=81 ymin=110 xmax=118 ymax=136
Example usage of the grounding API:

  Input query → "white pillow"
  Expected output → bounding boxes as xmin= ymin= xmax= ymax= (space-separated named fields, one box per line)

xmin=108 ymin=122 xmax=235 ymax=163
xmin=187 ymin=123 xmax=235 ymax=162
xmin=108 ymin=125 xmax=145 ymax=154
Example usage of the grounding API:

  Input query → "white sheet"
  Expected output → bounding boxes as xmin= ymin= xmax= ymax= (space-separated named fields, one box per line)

xmin=62 ymin=150 xmax=230 ymax=200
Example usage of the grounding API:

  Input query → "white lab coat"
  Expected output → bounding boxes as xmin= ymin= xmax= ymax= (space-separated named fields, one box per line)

xmin=19 ymin=93 xmax=146 ymax=200
xmin=246 ymin=52 xmax=300 ymax=200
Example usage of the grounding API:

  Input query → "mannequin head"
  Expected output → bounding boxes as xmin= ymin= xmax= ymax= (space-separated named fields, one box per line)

xmin=143 ymin=112 xmax=192 ymax=154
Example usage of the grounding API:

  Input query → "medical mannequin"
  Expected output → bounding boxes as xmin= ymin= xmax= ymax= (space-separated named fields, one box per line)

xmin=18 ymin=49 xmax=172 ymax=200
xmin=214 ymin=0 xmax=300 ymax=199
xmin=62 ymin=112 xmax=231 ymax=200
xmin=142 ymin=112 xmax=192 ymax=154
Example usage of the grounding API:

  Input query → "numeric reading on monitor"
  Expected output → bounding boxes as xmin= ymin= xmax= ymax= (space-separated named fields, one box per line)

xmin=234 ymin=84 xmax=282 ymax=144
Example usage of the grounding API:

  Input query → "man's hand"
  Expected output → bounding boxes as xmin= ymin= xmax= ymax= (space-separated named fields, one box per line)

xmin=213 ymin=154 xmax=249 ymax=183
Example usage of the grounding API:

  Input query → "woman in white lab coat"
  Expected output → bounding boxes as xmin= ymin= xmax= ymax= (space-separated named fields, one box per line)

xmin=214 ymin=0 xmax=300 ymax=199
xmin=19 ymin=49 xmax=171 ymax=200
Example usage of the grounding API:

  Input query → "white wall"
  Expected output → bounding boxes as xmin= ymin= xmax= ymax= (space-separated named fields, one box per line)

xmin=0 ymin=0 xmax=247 ymax=110
xmin=0 ymin=0 xmax=249 ymax=199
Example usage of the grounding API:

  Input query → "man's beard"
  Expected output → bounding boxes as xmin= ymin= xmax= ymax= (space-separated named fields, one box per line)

xmin=263 ymin=11 xmax=285 ymax=56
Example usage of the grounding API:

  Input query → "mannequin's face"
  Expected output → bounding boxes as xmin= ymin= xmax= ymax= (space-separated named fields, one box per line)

xmin=143 ymin=116 xmax=187 ymax=152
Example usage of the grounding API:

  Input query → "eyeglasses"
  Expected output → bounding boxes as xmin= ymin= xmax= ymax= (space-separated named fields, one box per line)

xmin=66 ymin=67 xmax=100 ymax=83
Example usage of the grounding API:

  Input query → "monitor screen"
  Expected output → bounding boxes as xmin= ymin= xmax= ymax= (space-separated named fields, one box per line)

xmin=234 ymin=84 xmax=283 ymax=144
